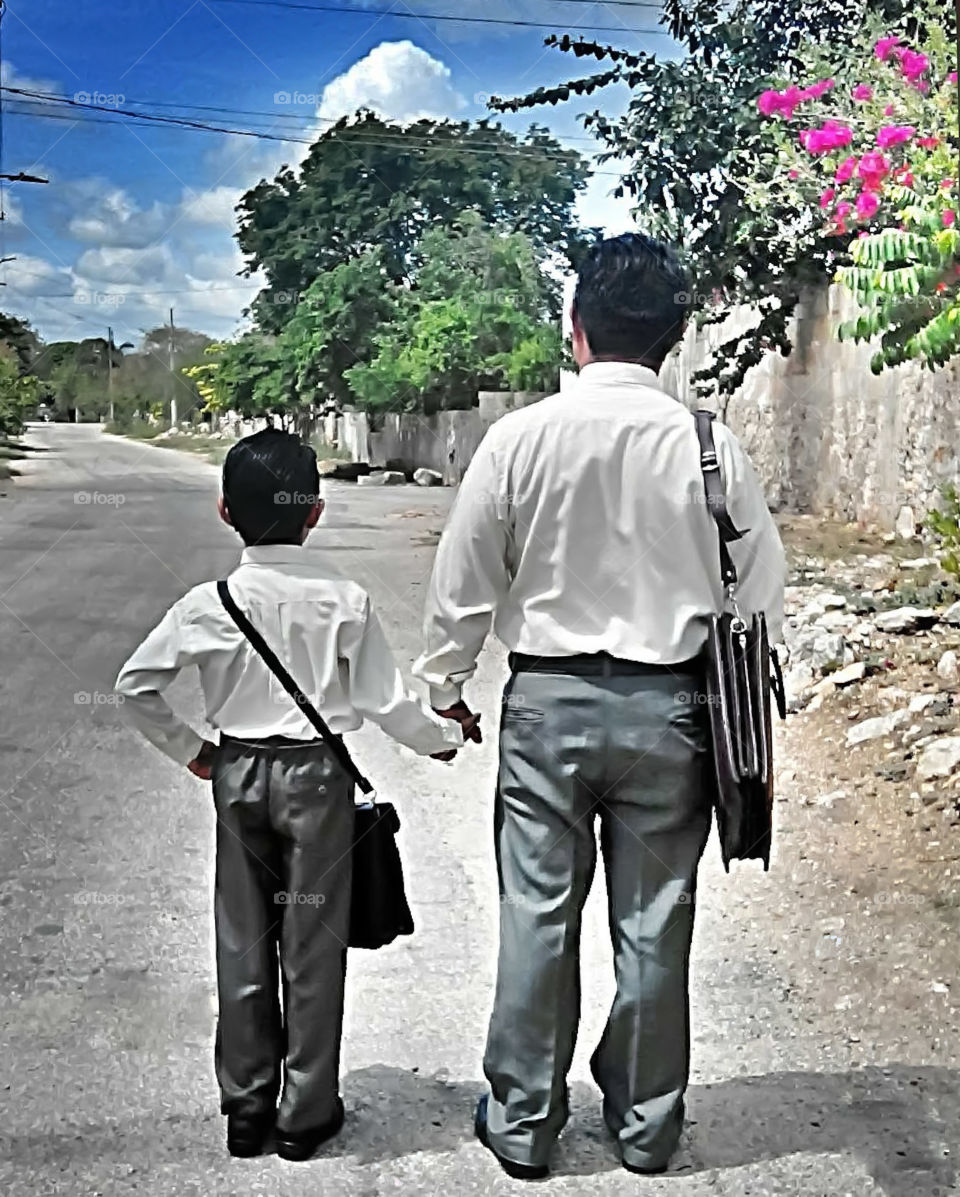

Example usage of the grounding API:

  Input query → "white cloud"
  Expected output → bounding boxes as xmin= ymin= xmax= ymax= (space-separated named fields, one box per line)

xmin=318 ymin=40 xmax=466 ymax=123
xmin=1 ymin=60 xmax=60 ymax=95
xmin=74 ymin=244 xmax=182 ymax=288
xmin=2 ymin=255 xmax=71 ymax=296
xmin=179 ymin=186 xmax=243 ymax=228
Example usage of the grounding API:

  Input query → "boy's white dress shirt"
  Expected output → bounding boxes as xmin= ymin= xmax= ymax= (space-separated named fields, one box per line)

xmin=116 ymin=545 xmax=463 ymax=765
xmin=414 ymin=362 xmax=787 ymax=708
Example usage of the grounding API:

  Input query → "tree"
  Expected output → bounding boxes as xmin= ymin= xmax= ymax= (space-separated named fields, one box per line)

xmin=0 ymin=346 xmax=41 ymax=436
xmin=345 ymin=214 xmax=563 ymax=413
xmin=282 ymin=250 xmax=397 ymax=409
xmin=0 ymin=313 xmax=40 ymax=374
xmin=236 ymin=112 xmax=592 ymax=333
xmin=184 ymin=334 xmax=301 ymax=425
xmin=493 ymin=0 xmax=952 ymax=395
xmin=751 ymin=24 xmax=958 ymax=371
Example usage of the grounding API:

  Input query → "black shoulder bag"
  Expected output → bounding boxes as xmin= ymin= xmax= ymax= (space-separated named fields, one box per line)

xmin=217 ymin=580 xmax=415 ymax=950
xmin=694 ymin=411 xmax=786 ymax=872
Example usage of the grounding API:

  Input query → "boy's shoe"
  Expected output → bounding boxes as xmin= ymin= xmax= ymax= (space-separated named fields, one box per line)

xmin=275 ymin=1097 xmax=345 ymax=1162
xmin=227 ymin=1112 xmax=274 ymax=1158
xmin=474 ymin=1094 xmax=549 ymax=1181
xmin=622 ymin=1158 xmax=670 ymax=1176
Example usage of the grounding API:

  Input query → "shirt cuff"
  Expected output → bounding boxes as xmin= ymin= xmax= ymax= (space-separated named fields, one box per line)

xmin=429 ymin=683 xmax=463 ymax=710
xmin=439 ymin=719 xmax=465 ymax=748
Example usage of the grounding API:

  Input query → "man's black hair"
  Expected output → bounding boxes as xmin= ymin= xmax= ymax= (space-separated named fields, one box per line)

xmin=222 ymin=427 xmax=320 ymax=546
xmin=572 ymin=233 xmax=692 ymax=367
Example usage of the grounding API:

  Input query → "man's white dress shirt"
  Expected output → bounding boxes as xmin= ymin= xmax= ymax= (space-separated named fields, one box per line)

xmin=116 ymin=544 xmax=463 ymax=765
xmin=414 ymin=361 xmax=787 ymax=708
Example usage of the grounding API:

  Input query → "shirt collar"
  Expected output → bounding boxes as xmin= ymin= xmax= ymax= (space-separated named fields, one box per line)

xmin=577 ymin=361 xmax=665 ymax=391
xmin=240 ymin=544 xmax=307 ymax=567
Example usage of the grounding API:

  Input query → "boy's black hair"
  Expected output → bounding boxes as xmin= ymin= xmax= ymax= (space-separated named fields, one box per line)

xmin=222 ymin=427 xmax=320 ymax=546
xmin=572 ymin=233 xmax=692 ymax=367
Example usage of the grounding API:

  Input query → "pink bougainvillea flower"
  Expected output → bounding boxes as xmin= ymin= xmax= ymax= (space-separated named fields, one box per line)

xmin=835 ymin=155 xmax=858 ymax=184
xmin=875 ymin=35 xmax=901 ymax=61
xmin=951 ymin=72 xmax=959 ymax=84
xmin=917 ymin=137 xmax=940 ymax=149
xmin=893 ymin=166 xmax=915 ymax=188
xmin=858 ymin=150 xmax=890 ymax=192
xmin=820 ymin=187 xmax=836 ymax=208
xmin=852 ymin=84 xmax=873 ymax=101
xmin=944 ymin=210 xmax=957 ymax=228
xmin=883 ymin=104 xmax=896 ymax=115
xmin=805 ymin=78 xmax=835 ymax=99
xmin=788 ymin=169 xmax=800 ymax=180
xmin=836 ymin=201 xmax=853 ymax=220
xmin=942 ymin=179 xmax=956 ymax=191
xmin=898 ymin=49 xmax=930 ymax=84
xmin=801 ymin=119 xmax=854 ymax=154
xmin=876 ymin=124 xmax=915 ymax=149
xmin=758 ymin=90 xmax=782 ymax=116
xmin=856 ymin=192 xmax=881 ymax=221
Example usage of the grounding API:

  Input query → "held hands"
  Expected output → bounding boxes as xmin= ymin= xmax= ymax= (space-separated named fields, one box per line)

xmin=187 ymin=740 xmax=218 ymax=780
xmin=430 ymin=701 xmax=483 ymax=762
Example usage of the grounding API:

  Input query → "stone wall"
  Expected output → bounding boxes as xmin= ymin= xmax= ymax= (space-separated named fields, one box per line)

xmin=661 ymin=285 xmax=960 ymax=529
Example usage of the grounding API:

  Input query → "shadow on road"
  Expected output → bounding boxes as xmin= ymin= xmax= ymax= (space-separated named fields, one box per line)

xmin=340 ymin=1062 xmax=957 ymax=1195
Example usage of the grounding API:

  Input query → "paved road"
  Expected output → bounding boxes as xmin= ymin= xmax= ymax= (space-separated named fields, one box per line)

xmin=0 ymin=425 xmax=955 ymax=1196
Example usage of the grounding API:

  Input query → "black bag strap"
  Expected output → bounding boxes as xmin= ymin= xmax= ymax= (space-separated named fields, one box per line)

xmin=694 ymin=410 xmax=747 ymax=591
xmin=217 ymin=579 xmax=375 ymax=796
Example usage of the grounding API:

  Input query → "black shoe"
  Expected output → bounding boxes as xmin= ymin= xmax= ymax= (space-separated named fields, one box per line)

xmin=275 ymin=1098 xmax=345 ymax=1162
xmin=474 ymin=1094 xmax=549 ymax=1181
xmin=227 ymin=1112 xmax=274 ymax=1158
xmin=623 ymin=1159 xmax=669 ymax=1176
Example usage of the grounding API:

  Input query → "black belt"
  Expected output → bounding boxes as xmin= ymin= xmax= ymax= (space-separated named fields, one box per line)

xmin=220 ymin=733 xmax=324 ymax=750
xmin=508 ymin=652 xmax=703 ymax=678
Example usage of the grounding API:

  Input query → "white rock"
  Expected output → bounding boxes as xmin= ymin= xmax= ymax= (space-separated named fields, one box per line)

xmin=909 ymin=693 xmax=939 ymax=714
xmin=413 ymin=468 xmax=443 ymax=487
xmin=846 ymin=708 xmax=911 ymax=746
xmin=357 ymin=470 xmax=406 ymax=487
xmin=815 ymin=790 xmax=847 ymax=808
xmin=874 ymin=606 xmax=938 ymax=634
xmin=917 ymin=737 xmax=960 ymax=780
xmin=810 ymin=634 xmax=847 ymax=672
xmin=815 ymin=611 xmax=858 ymax=634
xmin=942 ymin=601 xmax=960 ymax=627
xmin=821 ymin=593 xmax=848 ymax=611
xmin=831 ymin=662 xmax=867 ymax=688
xmin=895 ymin=505 xmax=917 ymax=540
xmin=900 ymin=557 xmax=938 ymax=571
xmin=937 ymin=650 xmax=959 ymax=684
xmin=784 ymin=662 xmax=815 ymax=703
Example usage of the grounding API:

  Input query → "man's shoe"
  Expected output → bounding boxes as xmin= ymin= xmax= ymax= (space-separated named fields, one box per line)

xmin=623 ymin=1158 xmax=669 ymax=1176
xmin=275 ymin=1098 xmax=346 ymax=1162
xmin=474 ymin=1094 xmax=549 ymax=1181
xmin=226 ymin=1112 xmax=274 ymax=1158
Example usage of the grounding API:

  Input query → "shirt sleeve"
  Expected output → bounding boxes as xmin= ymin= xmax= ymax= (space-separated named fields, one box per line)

xmin=413 ymin=433 xmax=510 ymax=708
xmin=340 ymin=595 xmax=464 ymax=756
xmin=115 ymin=603 xmax=207 ymax=767
xmin=717 ymin=429 xmax=787 ymax=644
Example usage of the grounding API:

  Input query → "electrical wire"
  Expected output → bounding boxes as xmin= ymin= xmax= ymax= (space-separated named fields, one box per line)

xmin=206 ymin=0 xmax=668 ymax=35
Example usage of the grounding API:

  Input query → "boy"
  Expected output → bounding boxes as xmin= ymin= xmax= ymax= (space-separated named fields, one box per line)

xmin=116 ymin=428 xmax=473 ymax=1161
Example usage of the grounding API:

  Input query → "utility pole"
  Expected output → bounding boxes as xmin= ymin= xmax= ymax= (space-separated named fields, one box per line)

xmin=168 ymin=307 xmax=177 ymax=428
xmin=107 ymin=326 xmax=114 ymax=425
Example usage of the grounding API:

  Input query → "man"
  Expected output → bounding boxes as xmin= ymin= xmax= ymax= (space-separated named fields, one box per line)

xmin=415 ymin=234 xmax=786 ymax=1179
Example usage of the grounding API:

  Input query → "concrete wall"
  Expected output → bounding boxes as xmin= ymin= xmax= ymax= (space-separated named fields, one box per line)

xmin=661 ymin=285 xmax=960 ymax=529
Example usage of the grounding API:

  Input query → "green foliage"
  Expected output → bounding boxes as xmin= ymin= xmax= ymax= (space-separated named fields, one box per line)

xmin=0 ymin=347 xmax=42 ymax=437
xmin=927 ymin=485 xmax=960 ymax=577
xmin=236 ymin=113 xmax=591 ymax=334
xmin=345 ymin=214 xmax=562 ymax=413
xmin=493 ymin=0 xmax=953 ymax=396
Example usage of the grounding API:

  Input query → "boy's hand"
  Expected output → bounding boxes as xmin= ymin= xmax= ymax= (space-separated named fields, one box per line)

xmin=434 ymin=701 xmax=483 ymax=744
xmin=187 ymin=740 xmax=218 ymax=780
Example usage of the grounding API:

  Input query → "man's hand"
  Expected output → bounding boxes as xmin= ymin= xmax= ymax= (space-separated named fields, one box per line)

xmin=187 ymin=740 xmax=218 ymax=781
xmin=429 ymin=701 xmax=482 ymax=762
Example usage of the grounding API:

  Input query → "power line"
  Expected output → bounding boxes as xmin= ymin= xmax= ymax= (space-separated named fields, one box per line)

xmin=206 ymin=0 xmax=669 ymax=35
xmin=3 ymin=90 xmax=627 ymax=175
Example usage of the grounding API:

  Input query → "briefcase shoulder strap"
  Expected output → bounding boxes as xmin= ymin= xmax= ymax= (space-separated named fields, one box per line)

xmin=694 ymin=410 xmax=747 ymax=591
xmin=216 ymin=579 xmax=374 ymax=796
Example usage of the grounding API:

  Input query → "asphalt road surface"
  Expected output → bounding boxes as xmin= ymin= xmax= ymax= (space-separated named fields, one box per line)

xmin=0 ymin=425 xmax=955 ymax=1196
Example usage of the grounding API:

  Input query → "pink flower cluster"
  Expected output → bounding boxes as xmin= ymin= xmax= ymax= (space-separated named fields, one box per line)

xmin=876 ymin=124 xmax=915 ymax=149
xmin=799 ymin=119 xmax=853 ymax=155
xmin=875 ymin=35 xmax=930 ymax=89
xmin=758 ymin=78 xmax=834 ymax=119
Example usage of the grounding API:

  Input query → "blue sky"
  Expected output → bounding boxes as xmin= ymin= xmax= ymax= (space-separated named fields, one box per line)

xmin=0 ymin=0 xmax=675 ymax=345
